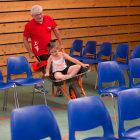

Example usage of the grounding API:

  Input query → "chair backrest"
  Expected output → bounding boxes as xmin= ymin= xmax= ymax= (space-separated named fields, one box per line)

xmin=82 ymin=41 xmax=97 ymax=59
xmin=68 ymin=96 xmax=115 ymax=140
xmin=7 ymin=56 xmax=33 ymax=81
xmin=113 ymin=44 xmax=129 ymax=64
xmin=69 ymin=39 xmax=83 ymax=57
xmin=129 ymin=58 xmax=140 ymax=87
xmin=0 ymin=69 xmax=4 ymax=84
xmin=97 ymin=42 xmax=112 ymax=61
xmin=130 ymin=45 xmax=140 ymax=59
xmin=11 ymin=105 xmax=61 ymax=140
xmin=117 ymin=88 xmax=140 ymax=137
xmin=98 ymin=61 xmax=126 ymax=95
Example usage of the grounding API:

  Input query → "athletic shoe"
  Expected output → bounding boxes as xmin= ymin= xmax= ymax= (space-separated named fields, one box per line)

xmin=58 ymin=88 xmax=63 ymax=96
xmin=34 ymin=85 xmax=49 ymax=93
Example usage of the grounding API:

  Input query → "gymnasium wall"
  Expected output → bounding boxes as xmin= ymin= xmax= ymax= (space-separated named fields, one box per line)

xmin=0 ymin=0 xmax=140 ymax=81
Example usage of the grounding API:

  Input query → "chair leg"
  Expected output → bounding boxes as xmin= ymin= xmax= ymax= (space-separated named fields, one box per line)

xmin=94 ymin=64 xmax=98 ymax=89
xmin=95 ymin=74 xmax=98 ymax=89
xmin=32 ymin=85 xmax=35 ymax=105
xmin=13 ymin=84 xmax=19 ymax=108
xmin=3 ymin=89 xmax=8 ymax=111
xmin=84 ymin=73 xmax=87 ymax=78
xmin=42 ymin=81 xmax=47 ymax=106
xmin=112 ymin=81 xmax=115 ymax=86
xmin=110 ymin=93 xmax=118 ymax=134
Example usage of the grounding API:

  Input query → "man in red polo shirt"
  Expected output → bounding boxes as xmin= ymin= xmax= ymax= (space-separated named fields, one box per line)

xmin=23 ymin=5 xmax=64 ymax=93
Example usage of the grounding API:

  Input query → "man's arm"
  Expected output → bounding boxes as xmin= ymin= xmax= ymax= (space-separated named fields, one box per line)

xmin=52 ymin=27 xmax=64 ymax=49
xmin=23 ymin=36 xmax=35 ymax=58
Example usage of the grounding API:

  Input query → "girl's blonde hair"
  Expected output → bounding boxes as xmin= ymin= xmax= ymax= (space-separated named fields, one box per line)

xmin=47 ymin=40 xmax=59 ymax=52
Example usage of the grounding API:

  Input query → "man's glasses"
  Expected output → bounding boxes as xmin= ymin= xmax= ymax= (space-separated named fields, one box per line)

xmin=34 ymin=12 xmax=43 ymax=17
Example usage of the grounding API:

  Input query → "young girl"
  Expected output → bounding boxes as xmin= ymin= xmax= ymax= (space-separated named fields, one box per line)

xmin=45 ymin=41 xmax=89 ymax=80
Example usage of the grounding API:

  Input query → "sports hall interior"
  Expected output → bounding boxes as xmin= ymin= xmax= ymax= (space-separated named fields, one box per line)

xmin=0 ymin=0 xmax=140 ymax=140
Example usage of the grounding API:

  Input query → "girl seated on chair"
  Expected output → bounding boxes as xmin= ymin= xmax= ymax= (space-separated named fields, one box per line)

xmin=45 ymin=40 xmax=89 ymax=80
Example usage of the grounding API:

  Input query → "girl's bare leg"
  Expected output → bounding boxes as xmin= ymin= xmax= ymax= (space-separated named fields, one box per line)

xmin=54 ymin=72 xmax=69 ymax=80
xmin=67 ymin=65 xmax=81 ymax=78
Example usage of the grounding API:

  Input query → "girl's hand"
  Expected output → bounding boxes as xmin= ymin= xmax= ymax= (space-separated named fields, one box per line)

xmin=83 ymin=64 xmax=89 ymax=68
xmin=45 ymin=72 xmax=49 ymax=77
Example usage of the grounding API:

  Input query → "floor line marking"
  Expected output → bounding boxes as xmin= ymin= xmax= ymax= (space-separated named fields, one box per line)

xmin=0 ymin=96 xmax=116 ymax=120
xmin=62 ymin=115 xmax=118 ymax=140
xmin=0 ymin=117 xmax=11 ymax=121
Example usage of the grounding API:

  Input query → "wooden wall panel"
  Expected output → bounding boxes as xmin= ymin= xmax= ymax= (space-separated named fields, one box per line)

xmin=0 ymin=0 xmax=140 ymax=12
xmin=1 ymin=24 xmax=140 ymax=45
xmin=0 ymin=0 xmax=140 ymax=80
xmin=1 ymin=15 xmax=140 ymax=34
xmin=0 ymin=33 xmax=140 ymax=56
xmin=1 ymin=7 xmax=140 ymax=23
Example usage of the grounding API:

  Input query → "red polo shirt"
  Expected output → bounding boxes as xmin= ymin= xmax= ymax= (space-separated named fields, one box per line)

xmin=23 ymin=15 xmax=57 ymax=56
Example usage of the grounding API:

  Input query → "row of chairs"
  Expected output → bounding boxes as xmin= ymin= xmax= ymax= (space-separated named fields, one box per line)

xmin=11 ymin=89 xmax=140 ymax=140
xmin=70 ymin=39 xmax=140 ymax=88
xmin=70 ymin=39 xmax=140 ymax=64
xmin=98 ymin=58 xmax=140 ymax=132
xmin=1 ymin=56 xmax=47 ymax=111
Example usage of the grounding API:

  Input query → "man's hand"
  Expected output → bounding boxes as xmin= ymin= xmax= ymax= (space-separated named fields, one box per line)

xmin=60 ymin=44 xmax=65 ymax=49
xmin=45 ymin=72 xmax=49 ymax=77
xmin=29 ymin=52 xmax=35 ymax=59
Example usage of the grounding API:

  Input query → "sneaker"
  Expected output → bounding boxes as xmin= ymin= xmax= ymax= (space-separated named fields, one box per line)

xmin=35 ymin=85 xmax=49 ymax=93
xmin=57 ymin=88 xmax=63 ymax=96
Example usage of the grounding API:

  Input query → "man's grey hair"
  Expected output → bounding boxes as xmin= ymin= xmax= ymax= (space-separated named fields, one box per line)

xmin=31 ymin=5 xmax=43 ymax=15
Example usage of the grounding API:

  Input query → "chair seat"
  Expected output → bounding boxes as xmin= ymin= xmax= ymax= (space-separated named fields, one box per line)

xmin=9 ymin=78 xmax=43 ymax=86
xmin=97 ymin=59 xmax=110 ymax=63
xmin=82 ymin=57 xmax=96 ymax=61
xmin=101 ymin=86 xmax=128 ymax=95
xmin=119 ymin=64 xmax=129 ymax=70
xmin=123 ymin=126 xmax=140 ymax=139
xmin=131 ymin=83 xmax=140 ymax=88
xmin=0 ymin=83 xmax=14 ymax=90
xmin=83 ymin=59 xmax=98 ymax=64
xmin=69 ymin=55 xmax=83 ymax=61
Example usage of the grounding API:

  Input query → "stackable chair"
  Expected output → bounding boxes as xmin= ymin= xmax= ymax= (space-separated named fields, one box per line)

xmin=7 ymin=56 xmax=47 ymax=106
xmin=83 ymin=42 xmax=112 ymax=89
xmin=130 ymin=45 xmax=140 ymax=59
xmin=98 ymin=61 xmax=128 ymax=131
xmin=68 ymin=96 xmax=133 ymax=140
xmin=69 ymin=39 xmax=83 ymax=61
xmin=129 ymin=58 xmax=140 ymax=88
xmin=0 ymin=69 xmax=18 ymax=111
xmin=113 ymin=44 xmax=129 ymax=73
xmin=81 ymin=41 xmax=97 ymax=61
xmin=11 ymin=105 xmax=61 ymax=140
xmin=117 ymin=88 xmax=140 ymax=139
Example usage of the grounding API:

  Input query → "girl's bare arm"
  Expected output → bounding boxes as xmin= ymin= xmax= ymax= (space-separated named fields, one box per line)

xmin=62 ymin=53 xmax=89 ymax=68
xmin=45 ymin=57 xmax=52 ymax=77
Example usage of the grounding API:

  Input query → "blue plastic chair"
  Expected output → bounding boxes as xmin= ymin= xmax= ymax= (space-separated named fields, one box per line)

xmin=7 ymin=56 xmax=47 ymax=106
xmin=68 ymin=96 xmax=133 ymax=140
xmin=117 ymin=88 xmax=140 ymax=139
xmin=0 ymin=69 xmax=18 ymax=111
xmin=82 ymin=41 xmax=97 ymax=61
xmin=98 ymin=61 xmax=128 ymax=130
xmin=113 ymin=44 xmax=129 ymax=71
xmin=83 ymin=42 xmax=112 ymax=64
xmin=69 ymin=39 xmax=83 ymax=61
xmin=83 ymin=42 xmax=112 ymax=89
xmin=130 ymin=45 xmax=140 ymax=59
xmin=129 ymin=58 xmax=140 ymax=88
xmin=11 ymin=105 xmax=61 ymax=140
